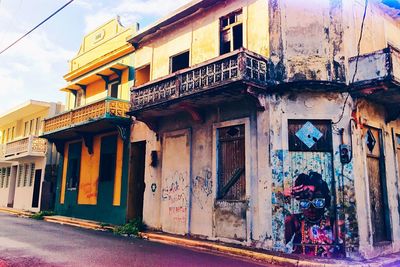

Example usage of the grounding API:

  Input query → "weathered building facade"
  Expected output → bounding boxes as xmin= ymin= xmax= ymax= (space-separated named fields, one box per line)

xmin=128 ymin=0 xmax=400 ymax=260
xmin=0 ymin=101 xmax=62 ymax=212
xmin=42 ymin=18 xmax=138 ymax=225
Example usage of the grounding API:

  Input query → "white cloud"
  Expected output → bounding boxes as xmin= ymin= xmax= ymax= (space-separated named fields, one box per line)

xmin=83 ymin=0 xmax=192 ymax=32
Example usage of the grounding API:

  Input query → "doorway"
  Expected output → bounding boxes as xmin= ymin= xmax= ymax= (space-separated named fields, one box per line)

xmin=127 ymin=141 xmax=146 ymax=221
xmin=365 ymin=126 xmax=391 ymax=244
xmin=32 ymin=169 xmax=42 ymax=208
xmin=7 ymin=165 xmax=17 ymax=207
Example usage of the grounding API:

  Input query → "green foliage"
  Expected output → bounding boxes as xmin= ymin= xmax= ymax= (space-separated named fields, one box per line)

xmin=113 ymin=218 xmax=144 ymax=237
xmin=30 ymin=210 xmax=56 ymax=220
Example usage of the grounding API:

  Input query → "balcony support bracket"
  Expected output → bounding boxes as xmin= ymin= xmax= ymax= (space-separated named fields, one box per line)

xmin=116 ymin=125 xmax=130 ymax=143
xmin=53 ymin=140 xmax=65 ymax=155
xmin=76 ymin=132 xmax=94 ymax=155
xmin=178 ymin=103 xmax=204 ymax=123
xmin=246 ymin=86 xmax=266 ymax=111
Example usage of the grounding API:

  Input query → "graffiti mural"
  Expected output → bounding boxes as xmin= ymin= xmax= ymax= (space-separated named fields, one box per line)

xmin=192 ymin=168 xmax=213 ymax=209
xmin=271 ymin=120 xmax=355 ymax=258
xmin=284 ymin=171 xmax=342 ymax=257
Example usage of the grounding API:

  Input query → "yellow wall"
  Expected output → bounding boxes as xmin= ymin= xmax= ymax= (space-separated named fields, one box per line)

xmin=60 ymin=142 xmax=69 ymax=204
xmin=113 ymin=137 xmax=124 ymax=206
xmin=134 ymin=0 xmax=270 ymax=81
xmin=85 ymin=79 xmax=107 ymax=104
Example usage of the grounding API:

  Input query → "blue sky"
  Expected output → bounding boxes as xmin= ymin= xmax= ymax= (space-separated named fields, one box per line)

xmin=0 ymin=0 xmax=191 ymax=114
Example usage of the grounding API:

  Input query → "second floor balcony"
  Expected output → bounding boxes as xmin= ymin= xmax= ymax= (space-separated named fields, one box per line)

xmin=349 ymin=45 xmax=400 ymax=105
xmin=42 ymin=97 xmax=130 ymax=142
xmin=0 ymin=136 xmax=47 ymax=161
xmin=130 ymin=49 xmax=274 ymax=117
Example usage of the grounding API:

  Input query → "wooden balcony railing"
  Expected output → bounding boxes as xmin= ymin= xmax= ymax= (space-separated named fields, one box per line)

xmin=3 ymin=136 xmax=47 ymax=159
xmin=349 ymin=45 xmax=400 ymax=84
xmin=43 ymin=98 xmax=130 ymax=134
xmin=131 ymin=49 xmax=273 ymax=111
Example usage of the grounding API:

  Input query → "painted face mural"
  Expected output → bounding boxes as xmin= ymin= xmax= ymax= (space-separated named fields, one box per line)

xmin=284 ymin=172 xmax=343 ymax=257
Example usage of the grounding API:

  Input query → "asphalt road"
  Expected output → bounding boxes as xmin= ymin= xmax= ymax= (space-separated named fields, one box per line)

xmin=0 ymin=213 xmax=270 ymax=267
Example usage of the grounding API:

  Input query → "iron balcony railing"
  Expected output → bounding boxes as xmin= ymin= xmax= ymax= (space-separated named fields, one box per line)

xmin=131 ymin=49 xmax=273 ymax=111
xmin=2 ymin=136 xmax=47 ymax=159
xmin=43 ymin=97 xmax=130 ymax=134
xmin=349 ymin=45 xmax=400 ymax=85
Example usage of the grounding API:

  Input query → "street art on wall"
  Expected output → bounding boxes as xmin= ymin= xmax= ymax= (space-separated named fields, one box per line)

xmin=271 ymin=120 xmax=357 ymax=258
xmin=284 ymin=171 xmax=341 ymax=257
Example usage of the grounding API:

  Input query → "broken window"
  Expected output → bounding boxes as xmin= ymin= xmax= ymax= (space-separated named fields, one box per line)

xmin=135 ymin=65 xmax=151 ymax=87
xmin=108 ymin=80 xmax=120 ymax=98
xmin=217 ymin=124 xmax=246 ymax=200
xmin=99 ymin=134 xmax=117 ymax=182
xmin=170 ymin=51 xmax=190 ymax=73
xmin=220 ymin=10 xmax=243 ymax=55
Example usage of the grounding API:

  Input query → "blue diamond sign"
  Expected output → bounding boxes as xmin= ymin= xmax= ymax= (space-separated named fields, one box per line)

xmin=295 ymin=121 xmax=323 ymax=148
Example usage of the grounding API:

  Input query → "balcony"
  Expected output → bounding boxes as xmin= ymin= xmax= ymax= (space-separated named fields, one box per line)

xmin=42 ymin=97 xmax=130 ymax=143
xmin=0 ymin=136 xmax=47 ymax=160
xmin=349 ymin=45 xmax=400 ymax=105
xmin=130 ymin=49 xmax=274 ymax=118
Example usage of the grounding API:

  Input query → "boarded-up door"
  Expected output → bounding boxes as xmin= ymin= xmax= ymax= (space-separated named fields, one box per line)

xmin=365 ymin=126 xmax=391 ymax=244
xmin=161 ymin=129 xmax=191 ymax=235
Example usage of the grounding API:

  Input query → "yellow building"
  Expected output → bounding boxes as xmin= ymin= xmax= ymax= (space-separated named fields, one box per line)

xmin=41 ymin=18 xmax=138 ymax=224
xmin=0 ymin=100 xmax=62 ymax=212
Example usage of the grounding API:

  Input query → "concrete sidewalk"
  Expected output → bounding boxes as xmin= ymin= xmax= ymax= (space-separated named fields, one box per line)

xmin=1 ymin=207 xmax=399 ymax=267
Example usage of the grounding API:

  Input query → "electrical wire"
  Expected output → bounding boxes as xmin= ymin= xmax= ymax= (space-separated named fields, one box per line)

xmin=0 ymin=0 xmax=74 ymax=56
xmin=333 ymin=0 xmax=369 ymax=126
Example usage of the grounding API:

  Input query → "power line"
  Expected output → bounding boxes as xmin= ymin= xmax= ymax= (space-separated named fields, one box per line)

xmin=0 ymin=0 xmax=74 ymax=56
xmin=333 ymin=0 xmax=369 ymax=125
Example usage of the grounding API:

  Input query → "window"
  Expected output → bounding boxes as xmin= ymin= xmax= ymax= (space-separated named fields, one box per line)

xmin=99 ymin=135 xmax=117 ymax=182
xmin=220 ymin=10 xmax=243 ymax=55
xmin=17 ymin=164 xmax=24 ymax=187
xmin=135 ymin=65 xmax=150 ymax=87
xmin=288 ymin=120 xmax=333 ymax=152
xmin=108 ymin=80 xmax=120 ymax=98
xmin=29 ymin=163 xmax=35 ymax=187
xmin=1 ymin=130 xmax=5 ymax=144
xmin=66 ymin=142 xmax=82 ymax=190
xmin=35 ymin=118 xmax=41 ymax=135
xmin=75 ymin=90 xmax=84 ymax=108
xmin=11 ymin=127 xmax=15 ymax=140
xmin=0 ymin=168 xmax=5 ymax=188
xmin=5 ymin=167 xmax=10 ymax=188
xmin=23 ymin=163 xmax=29 ymax=187
xmin=30 ymin=119 xmax=35 ymax=135
xmin=170 ymin=51 xmax=190 ymax=73
xmin=24 ymin=121 xmax=29 ymax=137
xmin=217 ymin=124 xmax=246 ymax=200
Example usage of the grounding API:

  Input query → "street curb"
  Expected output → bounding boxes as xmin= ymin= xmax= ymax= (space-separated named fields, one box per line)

xmin=138 ymin=232 xmax=400 ymax=267
xmin=0 ymin=207 xmax=34 ymax=217
xmin=42 ymin=216 xmax=115 ymax=231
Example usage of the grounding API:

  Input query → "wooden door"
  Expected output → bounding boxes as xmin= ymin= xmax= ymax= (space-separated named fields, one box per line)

xmin=365 ymin=126 xmax=391 ymax=244
xmin=127 ymin=141 xmax=146 ymax=221
xmin=160 ymin=129 xmax=191 ymax=235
